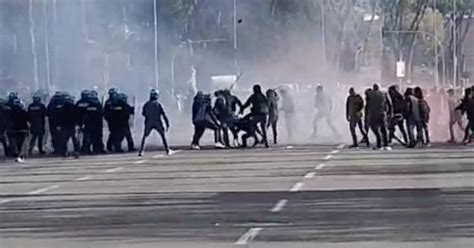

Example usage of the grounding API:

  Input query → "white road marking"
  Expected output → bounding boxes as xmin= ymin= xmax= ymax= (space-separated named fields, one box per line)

xmin=290 ymin=182 xmax=304 ymax=192
xmin=153 ymin=154 xmax=164 ymax=158
xmin=337 ymin=144 xmax=345 ymax=149
xmin=28 ymin=185 xmax=59 ymax=195
xmin=324 ymin=154 xmax=333 ymax=160
xmin=315 ymin=163 xmax=326 ymax=170
xmin=75 ymin=176 xmax=92 ymax=181
xmin=286 ymin=145 xmax=294 ymax=149
xmin=270 ymin=199 xmax=288 ymax=213
xmin=134 ymin=160 xmax=147 ymax=164
xmin=0 ymin=199 xmax=13 ymax=205
xmin=235 ymin=227 xmax=263 ymax=245
xmin=105 ymin=167 xmax=123 ymax=173
xmin=304 ymin=171 xmax=316 ymax=179
xmin=330 ymin=150 xmax=339 ymax=154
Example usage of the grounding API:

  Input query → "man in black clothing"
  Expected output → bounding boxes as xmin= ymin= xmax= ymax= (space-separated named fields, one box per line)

xmin=28 ymin=93 xmax=47 ymax=155
xmin=76 ymin=90 xmax=91 ymax=153
xmin=82 ymin=91 xmax=106 ymax=154
xmin=57 ymin=93 xmax=80 ymax=158
xmin=119 ymin=93 xmax=136 ymax=152
xmin=346 ymin=87 xmax=367 ymax=148
xmin=191 ymin=92 xmax=222 ymax=149
xmin=139 ymin=89 xmax=170 ymax=156
xmin=6 ymin=94 xmax=29 ymax=162
xmin=240 ymin=84 xmax=269 ymax=148
xmin=104 ymin=88 xmax=126 ymax=152
xmin=47 ymin=92 xmax=64 ymax=154
xmin=387 ymin=85 xmax=408 ymax=146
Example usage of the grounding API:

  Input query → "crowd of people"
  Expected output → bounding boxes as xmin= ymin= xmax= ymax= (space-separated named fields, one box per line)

xmin=1 ymin=82 xmax=474 ymax=163
xmin=345 ymin=84 xmax=474 ymax=149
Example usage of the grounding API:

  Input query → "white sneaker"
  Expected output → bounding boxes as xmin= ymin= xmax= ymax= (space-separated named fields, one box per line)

xmin=166 ymin=149 xmax=174 ymax=155
xmin=214 ymin=143 xmax=225 ymax=149
xmin=15 ymin=157 xmax=25 ymax=163
xmin=138 ymin=151 xmax=144 ymax=157
xmin=191 ymin=144 xmax=201 ymax=150
xmin=383 ymin=146 xmax=392 ymax=151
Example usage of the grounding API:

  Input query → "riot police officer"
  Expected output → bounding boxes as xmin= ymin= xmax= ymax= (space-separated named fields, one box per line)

xmin=6 ymin=93 xmax=29 ymax=162
xmin=28 ymin=92 xmax=47 ymax=155
xmin=76 ymin=90 xmax=91 ymax=153
xmin=57 ymin=93 xmax=80 ymax=158
xmin=104 ymin=88 xmax=127 ymax=152
xmin=47 ymin=92 xmax=64 ymax=154
xmin=83 ymin=90 xmax=106 ymax=154
xmin=139 ymin=89 xmax=170 ymax=156
xmin=118 ymin=93 xmax=136 ymax=152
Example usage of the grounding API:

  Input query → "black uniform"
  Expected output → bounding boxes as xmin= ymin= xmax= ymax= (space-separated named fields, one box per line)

xmin=240 ymin=85 xmax=269 ymax=148
xmin=56 ymin=96 xmax=80 ymax=157
xmin=213 ymin=92 xmax=233 ymax=147
xmin=47 ymin=94 xmax=64 ymax=154
xmin=82 ymin=97 xmax=106 ymax=154
xmin=104 ymin=98 xmax=127 ymax=152
xmin=27 ymin=100 xmax=47 ymax=154
xmin=76 ymin=95 xmax=91 ymax=153
xmin=119 ymin=95 xmax=135 ymax=152
xmin=139 ymin=99 xmax=170 ymax=154
xmin=6 ymin=100 xmax=29 ymax=158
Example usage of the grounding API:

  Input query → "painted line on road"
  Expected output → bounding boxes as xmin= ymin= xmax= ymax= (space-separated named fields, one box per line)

xmin=337 ymin=144 xmax=345 ymax=149
xmin=270 ymin=199 xmax=288 ymax=213
xmin=235 ymin=227 xmax=263 ymax=245
xmin=105 ymin=167 xmax=123 ymax=173
xmin=330 ymin=149 xmax=339 ymax=154
xmin=324 ymin=154 xmax=333 ymax=160
xmin=134 ymin=160 xmax=147 ymax=164
xmin=28 ymin=185 xmax=59 ymax=195
xmin=304 ymin=171 xmax=316 ymax=179
xmin=315 ymin=163 xmax=326 ymax=170
xmin=290 ymin=182 xmax=304 ymax=192
xmin=153 ymin=154 xmax=164 ymax=158
xmin=75 ymin=176 xmax=92 ymax=181
xmin=0 ymin=199 xmax=14 ymax=205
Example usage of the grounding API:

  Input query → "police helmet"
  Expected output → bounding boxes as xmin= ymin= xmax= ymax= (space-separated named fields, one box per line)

xmin=7 ymin=92 xmax=18 ymax=101
xmin=81 ymin=90 xmax=91 ymax=99
xmin=108 ymin=88 xmax=119 ymax=95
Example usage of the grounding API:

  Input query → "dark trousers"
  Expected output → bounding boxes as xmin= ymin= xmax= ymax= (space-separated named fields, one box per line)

xmin=192 ymin=121 xmax=220 ymax=146
xmin=83 ymin=127 xmax=105 ymax=154
xmin=0 ymin=131 xmax=8 ymax=156
xmin=7 ymin=131 xmax=27 ymax=158
xmin=388 ymin=116 xmax=408 ymax=145
xmin=123 ymin=125 xmax=135 ymax=151
xmin=58 ymin=127 xmax=80 ymax=155
xmin=406 ymin=118 xmax=423 ymax=147
xmin=243 ymin=114 xmax=268 ymax=148
xmin=29 ymin=132 xmax=45 ymax=154
xmin=107 ymin=126 xmax=124 ymax=152
xmin=369 ymin=115 xmax=388 ymax=149
xmin=140 ymin=125 xmax=169 ymax=153
xmin=50 ymin=125 xmax=60 ymax=154
xmin=349 ymin=117 xmax=367 ymax=146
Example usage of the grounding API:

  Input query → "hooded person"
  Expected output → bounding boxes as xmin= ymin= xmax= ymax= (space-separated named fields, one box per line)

xmin=27 ymin=92 xmax=47 ymax=155
xmin=345 ymin=87 xmax=367 ymax=148
xmin=388 ymin=85 xmax=408 ymax=146
xmin=240 ymin=84 xmax=269 ymax=148
xmin=414 ymin=87 xmax=431 ymax=146
xmin=139 ymin=89 xmax=171 ymax=156
xmin=191 ymin=91 xmax=223 ymax=149
xmin=456 ymin=87 xmax=474 ymax=144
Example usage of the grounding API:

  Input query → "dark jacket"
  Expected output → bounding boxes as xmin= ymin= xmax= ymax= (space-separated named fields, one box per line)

xmin=346 ymin=94 xmax=364 ymax=120
xmin=242 ymin=93 xmax=269 ymax=115
xmin=7 ymin=102 xmax=29 ymax=133
xmin=366 ymin=90 xmax=392 ymax=119
xmin=28 ymin=102 xmax=46 ymax=134
xmin=142 ymin=100 xmax=169 ymax=128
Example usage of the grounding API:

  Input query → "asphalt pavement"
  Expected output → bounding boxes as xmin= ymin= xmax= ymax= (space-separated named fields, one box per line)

xmin=0 ymin=143 xmax=473 ymax=248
